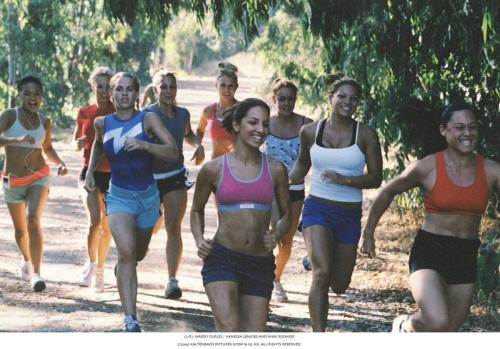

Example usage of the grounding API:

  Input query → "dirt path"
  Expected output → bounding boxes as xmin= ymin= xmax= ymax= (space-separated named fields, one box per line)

xmin=0 ymin=68 xmax=497 ymax=332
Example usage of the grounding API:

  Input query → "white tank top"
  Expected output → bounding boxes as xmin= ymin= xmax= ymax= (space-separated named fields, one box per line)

xmin=309 ymin=119 xmax=365 ymax=202
xmin=3 ymin=108 xmax=45 ymax=148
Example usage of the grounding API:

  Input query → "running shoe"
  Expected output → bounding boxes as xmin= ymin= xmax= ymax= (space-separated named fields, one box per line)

xmin=164 ymin=277 xmax=182 ymax=299
xmin=79 ymin=260 xmax=96 ymax=287
xmin=19 ymin=260 xmax=34 ymax=281
xmin=391 ymin=314 xmax=410 ymax=333
xmin=93 ymin=267 xmax=105 ymax=293
xmin=302 ymin=256 xmax=312 ymax=271
xmin=273 ymin=281 xmax=289 ymax=303
xmin=123 ymin=314 xmax=141 ymax=332
xmin=30 ymin=273 xmax=46 ymax=292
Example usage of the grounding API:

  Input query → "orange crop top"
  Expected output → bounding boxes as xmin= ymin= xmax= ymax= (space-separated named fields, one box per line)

xmin=424 ymin=151 xmax=489 ymax=216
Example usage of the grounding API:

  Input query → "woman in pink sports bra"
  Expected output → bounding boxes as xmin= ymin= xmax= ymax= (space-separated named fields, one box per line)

xmin=191 ymin=98 xmax=291 ymax=331
xmin=195 ymin=62 xmax=238 ymax=160
xmin=0 ymin=76 xmax=68 ymax=292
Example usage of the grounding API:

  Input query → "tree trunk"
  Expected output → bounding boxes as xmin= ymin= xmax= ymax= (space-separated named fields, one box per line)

xmin=7 ymin=1 xmax=19 ymax=108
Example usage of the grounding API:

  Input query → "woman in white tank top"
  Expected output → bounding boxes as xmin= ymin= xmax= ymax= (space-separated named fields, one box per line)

xmin=290 ymin=72 xmax=383 ymax=331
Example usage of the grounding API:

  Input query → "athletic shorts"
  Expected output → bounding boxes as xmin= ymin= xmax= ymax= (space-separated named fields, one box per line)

xmin=409 ymin=229 xmax=480 ymax=284
xmin=2 ymin=175 xmax=50 ymax=204
xmin=201 ymin=240 xmax=275 ymax=299
xmin=301 ymin=196 xmax=362 ymax=244
xmin=155 ymin=168 xmax=193 ymax=200
xmin=289 ymin=189 xmax=305 ymax=203
xmin=104 ymin=183 xmax=160 ymax=229
xmin=78 ymin=166 xmax=111 ymax=194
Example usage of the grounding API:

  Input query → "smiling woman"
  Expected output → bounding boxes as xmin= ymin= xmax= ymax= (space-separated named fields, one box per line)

xmin=361 ymin=103 xmax=500 ymax=332
xmin=190 ymin=98 xmax=292 ymax=332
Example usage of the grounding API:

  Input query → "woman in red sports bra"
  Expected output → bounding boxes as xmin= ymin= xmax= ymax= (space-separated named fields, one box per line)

xmin=361 ymin=103 xmax=500 ymax=332
xmin=195 ymin=62 xmax=238 ymax=160
xmin=191 ymin=98 xmax=291 ymax=331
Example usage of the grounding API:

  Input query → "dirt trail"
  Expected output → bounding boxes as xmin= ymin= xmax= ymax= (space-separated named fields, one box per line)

xmin=0 ymin=64 xmax=497 ymax=332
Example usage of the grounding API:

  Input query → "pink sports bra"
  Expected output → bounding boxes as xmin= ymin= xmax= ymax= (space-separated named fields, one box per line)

xmin=215 ymin=153 xmax=274 ymax=211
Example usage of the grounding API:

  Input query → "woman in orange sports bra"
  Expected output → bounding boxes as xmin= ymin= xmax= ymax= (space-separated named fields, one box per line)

xmin=0 ymin=76 xmax=68 ymax=292
xmin=361 ymin=103 xmax=500 ymax=332
xmin=195 ymin=62 xmax=238 ymax=160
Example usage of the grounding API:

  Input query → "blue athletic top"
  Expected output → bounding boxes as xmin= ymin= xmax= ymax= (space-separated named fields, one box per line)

xmin=103 ymin=110 xmax=156 ymax=190
xmin=144 ymin=104 xmax=189 ymax=178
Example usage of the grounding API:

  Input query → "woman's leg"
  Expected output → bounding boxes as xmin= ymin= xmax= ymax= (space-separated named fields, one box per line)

xmin=7 ymin=202 xmax=30 ymax=262
xmin=78 ymin=186 xmax=102 ymax=264
xmin=25 ymin=185 xmax=49 ymax=274
xmin=162 ymin=188 xmax=187 ymax=278
xmin=96 ymin=191 xmax=111 ymax=268
xmin=328 ymin=240 xmax=358 ymax=294
xmin=239 ymin=295 xmax=271 ymax=331
xmin=304 ymin=225 xmax=335 ymax=332
xmin=108 ymin=212 xmax=140 ymax=316
xmin=274 ymin=199 xmax=303 ymax=282
xmin=205 ymin=281 xmax=240 ymax=331
xmin=446 ymin=283 xmax=475 ymax=331
xmin=404 ymin=269 xmax=450 ymax=332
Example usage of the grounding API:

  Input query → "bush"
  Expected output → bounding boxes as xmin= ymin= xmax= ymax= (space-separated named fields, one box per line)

xmin=476 ymin=230 xmax=500 ymax=317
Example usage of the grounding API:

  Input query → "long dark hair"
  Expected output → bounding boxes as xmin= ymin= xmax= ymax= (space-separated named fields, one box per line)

xmin=222 ymin=98 xmax=270 ymax=133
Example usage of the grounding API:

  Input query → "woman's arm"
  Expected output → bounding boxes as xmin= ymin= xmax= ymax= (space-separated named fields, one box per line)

xmin=190 ymin=161 xmax=219 ymax=258
xmin=195 ymin=108 xmax=209 ymax=142
xmin=360 ymin=159 xmax=427 ymax=257
xmin=289 ymin=123 xmax=314 ymax=184
xmin=41 ymin=117 xmax=67 ymax=176
xmin=83 ymin=117 xmax=105 ymax=191
xmin=72 ymin=110 xmax=86 ymax=151
xmin=264 ymin=161 xmax=292 ymax=251
xmin=131 ymin=112 xmax=179 ymax=162
xmin=321 ymin=125 xmax=383 ymax=189
xmin=184 ymin=111 xmax=205 ymax=165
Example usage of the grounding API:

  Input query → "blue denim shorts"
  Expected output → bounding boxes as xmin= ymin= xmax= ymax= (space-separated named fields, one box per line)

xmin=201 ymin=240 xmax=275 ymax=299
xmin=302 ymin=196 xmax=362 ymax=244
xmin=105 ymin=183 xmax=160 ymax=228
xmin=2 ymin=175 xmax=50 ymax=203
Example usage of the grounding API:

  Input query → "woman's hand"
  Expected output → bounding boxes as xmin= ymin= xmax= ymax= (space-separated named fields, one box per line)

xmin=57 ymin=162 xmax=68 ymax=176
xmin=17 ymin=135 xmax=35 ymax=145
xmin=83 ymin=172 xmax=96 ymax=192
xmin=76 ymin=135 xmax=87 ymax=151
xmin=124 ymin=136 xmax=146 ymax=152
xmin=191 ymin=144 xmax=205 ymax=165
xmin=263 ymin=230 xmax=278 ymax=253
xmin=359 ymin=234 xmax=376 ymax=258
xmin=320 ymin=169 xmax=347 ymax=185
xmin=196 ymin=238 xmax=213 ymax=259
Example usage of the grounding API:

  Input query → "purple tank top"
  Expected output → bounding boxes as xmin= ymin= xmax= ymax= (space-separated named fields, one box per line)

xmin=215 ymin=153 xmax=274 ymax=211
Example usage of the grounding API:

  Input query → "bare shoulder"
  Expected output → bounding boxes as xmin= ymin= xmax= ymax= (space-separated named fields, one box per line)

xmin=198 ymin=156 xmax=223 ymax=183
xmin=358 ymin=122 xmax=378 ymax=139
xmin=294 ymin=113 xmax=313 ymax=124
xmin=40 ymin=114 xmax=51 ymax=128
xmin=409 ymin=153 xmax=436 ymax=178
xmin=483 ymin=157 xmax=500 ymax=179
xmin=0 ymin=108 xmax=16 ymax=126
xmin=268 ymin=156 xmax=288 ymax=179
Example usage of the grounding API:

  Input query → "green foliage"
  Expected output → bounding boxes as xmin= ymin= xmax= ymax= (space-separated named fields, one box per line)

xmin=476 ymin=231 xmax=500 ymax=316
xmin=0 ymin=0 xmax=162 ymax=128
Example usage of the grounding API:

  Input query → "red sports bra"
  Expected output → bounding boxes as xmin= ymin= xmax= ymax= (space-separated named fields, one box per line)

xmin=424 ymin=151 xmax=489 ymax=217
xmin=207 ymin=103 xmax=235 ymax=143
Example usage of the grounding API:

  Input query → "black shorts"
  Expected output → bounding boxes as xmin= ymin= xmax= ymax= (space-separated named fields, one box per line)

xmin=79 ymin=167 xmax=111 ymax=194
xmin=409 ymin=229 xmax=480 ymax=284
xmin=156 ymin=168 xmax=193 ymax=200
xmin=289 ymin=189 xmax=305 ymax=203
xmin=202 ymin=240 xmax=275 ymax=299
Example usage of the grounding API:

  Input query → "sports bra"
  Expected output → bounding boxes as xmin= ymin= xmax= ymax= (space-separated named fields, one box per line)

xmin=206 ymin=103 xmax=235 ymax=143
xmin=3 ymin=108 xmax=45 ymax=148
xmin=309 ymin=119 xmax=365 ymax=202
xmin=215 ymin=153 xmax=274 ymax=212
xmin=424 ymin=151 xmax=489 ymax=216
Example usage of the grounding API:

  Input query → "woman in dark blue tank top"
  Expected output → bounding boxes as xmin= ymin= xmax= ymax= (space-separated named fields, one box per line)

xmin=83 ymin=72 xmax=179 ymax=332
xmin=145 ymin=69 xmax=204 ymax=300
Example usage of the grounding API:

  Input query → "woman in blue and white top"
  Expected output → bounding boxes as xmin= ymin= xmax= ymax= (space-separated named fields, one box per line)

xmin=84 ymin=72 xmax=179 ymax=332
xmin=290 ymin=72 xmax=383 ymax=331
xmin=144 ymin=69 xmax=204 ymax=300
xmin=263 ymin=78 xmax=312 ymax=303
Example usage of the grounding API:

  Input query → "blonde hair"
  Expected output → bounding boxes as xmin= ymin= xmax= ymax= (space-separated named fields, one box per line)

xmin=110 ymin=72 xmax=140 ymax=92
xmin=325 ymin=72 xmax=362 ymax=96
xmin=152 ymin=67 xmax=177 ymax=85
xmin=217 ymin=62 xmax=238 ymax=84
xmin=88 ymin=66 xmax=114 ymax=85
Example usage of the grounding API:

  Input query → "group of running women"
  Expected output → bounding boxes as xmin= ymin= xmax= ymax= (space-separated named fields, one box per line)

xmin=1 ymin=63 xmax=499 ymax=333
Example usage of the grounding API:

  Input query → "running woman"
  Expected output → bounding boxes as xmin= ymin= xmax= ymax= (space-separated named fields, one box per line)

xmin=191 ymin=98 xmax=291 ymax=331
xmin=0 ymin=75 xmax=68 ymax=292
xmin=144 ymin=69 xmax=204 ymax=299
xmin=290 ymin=72 xmax=383 ymax=331
xmin=83 ymin=72 xmax=179 ymax=332
xmin=73 ymin=66 xmax=115 ymax=292
xmin=195 ymin=62 xmax=238 ymax=159
xmin=361 ymin=103 xmax=500 ymax=332
xmin=262 ymin=78 xmax=312 ymax=302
